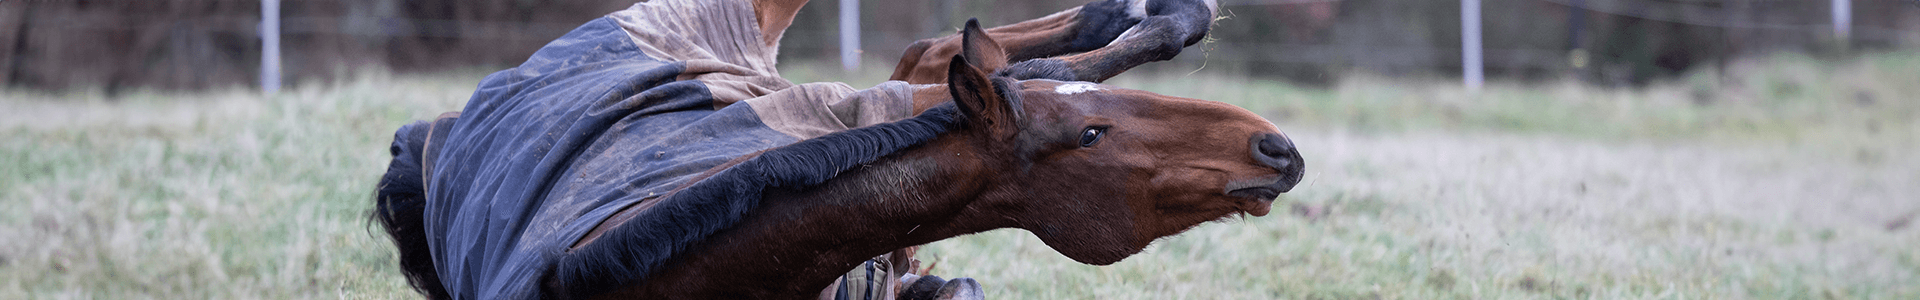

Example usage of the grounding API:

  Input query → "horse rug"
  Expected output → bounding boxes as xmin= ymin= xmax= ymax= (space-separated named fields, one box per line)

xmin=397 ymin=0 xmax=926 ymax=298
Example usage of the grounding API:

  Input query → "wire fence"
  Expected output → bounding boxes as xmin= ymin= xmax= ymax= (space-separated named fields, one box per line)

xmin=2 ymin=0 xmax=1916 ymax=91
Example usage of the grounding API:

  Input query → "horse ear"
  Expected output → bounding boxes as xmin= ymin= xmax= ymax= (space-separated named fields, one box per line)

xmin=958 ymin=18 xmax=1009 ymax=72
xmin=947 ymin=54 xmax=1015 ymax=134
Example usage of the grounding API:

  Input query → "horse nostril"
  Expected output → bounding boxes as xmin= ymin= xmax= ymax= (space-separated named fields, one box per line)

xmin=1251 ymin=133 xmax=1297 ymax=166
xmin=1258 ymin=133 xmax=1294 ymax=159
xmin=1244 ymin=132 xmax=1306 ymax=193
xmin=1249 ymin=133 xmax=1298 ymax=171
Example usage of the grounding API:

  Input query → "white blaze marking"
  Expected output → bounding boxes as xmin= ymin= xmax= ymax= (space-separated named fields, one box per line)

xmin=1055 ymin=83 xmax=1102 ymax=95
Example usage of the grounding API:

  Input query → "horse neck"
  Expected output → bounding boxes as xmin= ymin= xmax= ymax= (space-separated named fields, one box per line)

xmin=634 ymin=138 xmax=1012 ymax=297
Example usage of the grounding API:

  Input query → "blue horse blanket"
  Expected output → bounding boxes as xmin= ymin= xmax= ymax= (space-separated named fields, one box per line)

xmin=401 ymin=0 xmax=927 ymax=298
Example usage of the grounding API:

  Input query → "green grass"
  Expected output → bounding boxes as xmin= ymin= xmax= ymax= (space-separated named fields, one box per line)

xmin=2 ymin=52 xmax=1916 ymax=299
xmin=0 ymin=71 xmax=476 ymax=298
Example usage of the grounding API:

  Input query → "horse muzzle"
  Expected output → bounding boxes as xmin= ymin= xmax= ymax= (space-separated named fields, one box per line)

xmin=1227 ymin=133 xmax=1304 ymax=200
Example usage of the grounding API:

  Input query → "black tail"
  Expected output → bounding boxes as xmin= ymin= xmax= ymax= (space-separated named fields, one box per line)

xmin=373 ymin=121 xmax=452 ymax=299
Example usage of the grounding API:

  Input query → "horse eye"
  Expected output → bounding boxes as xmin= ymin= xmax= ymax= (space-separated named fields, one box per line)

xmin=1078 ymin=127 xmax=1105 ymax=147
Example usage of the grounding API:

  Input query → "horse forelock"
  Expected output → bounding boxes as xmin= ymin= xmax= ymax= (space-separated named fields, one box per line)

xmin=994 ymin=77 xmax=1026 ymax=123
xmin=551 ymin=103 xmax=965 ymax=299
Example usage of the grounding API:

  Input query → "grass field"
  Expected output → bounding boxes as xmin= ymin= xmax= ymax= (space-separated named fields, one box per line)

xmin=2 ymin=52 xmax=1916 ymax=299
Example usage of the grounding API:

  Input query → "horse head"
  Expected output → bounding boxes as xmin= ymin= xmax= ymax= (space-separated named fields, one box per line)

xmin=930 ymin=19 xmax=1303 ymax=265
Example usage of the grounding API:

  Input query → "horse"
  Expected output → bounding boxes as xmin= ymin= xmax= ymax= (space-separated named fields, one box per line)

xmin=371 ymin=0 xmax=1301 ymax=299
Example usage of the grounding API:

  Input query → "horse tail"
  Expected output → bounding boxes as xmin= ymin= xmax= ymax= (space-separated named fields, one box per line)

xmin=373 ymin=120 xmax=451 ymax=300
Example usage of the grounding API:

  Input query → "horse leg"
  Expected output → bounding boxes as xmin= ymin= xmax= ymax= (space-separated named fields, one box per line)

xmin=889 ymin=0 xmax=1219 ymax=84
xmin=889 ymin=1 xmax=1116 ymax=84
xmin=998 ymin=0 xmax=1217 ymax=83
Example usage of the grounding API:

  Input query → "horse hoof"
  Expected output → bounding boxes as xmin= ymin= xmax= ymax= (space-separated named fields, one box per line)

xmin=898 ymin=275 xmax=947 ymax=300
xmin=934 ymin=277 xmax=984 ymax=300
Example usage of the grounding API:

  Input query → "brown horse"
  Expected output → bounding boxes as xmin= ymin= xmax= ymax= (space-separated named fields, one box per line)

xmin=373 ymin=0 xmax=1295 ymax=299
xmin=560 ymin=18 xmax=1296 ymax=300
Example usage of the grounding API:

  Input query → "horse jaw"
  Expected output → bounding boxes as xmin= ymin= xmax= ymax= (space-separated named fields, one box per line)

xmin=992 ymin=189 xmax=1149 ymax=266
xmin=1031 ymin=225 xmax=1142 ymax=265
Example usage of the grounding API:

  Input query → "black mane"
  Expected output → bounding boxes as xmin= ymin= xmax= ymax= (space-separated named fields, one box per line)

xmin=550 ymin=103 xmax=965 ymax=299
xmin=371 ymin=120 xmax=453 ymax=299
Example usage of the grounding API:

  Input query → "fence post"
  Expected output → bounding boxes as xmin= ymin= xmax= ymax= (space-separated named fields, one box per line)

xmin=1461 ymin=0 xmax=1483 ymax=91
xmin=260 ymin=0 xmax=281 ymax=94
xmin=839 ymin=0 xmax=861 ymax=72
xmin=1832 ymin=0 xmax=1850 ymax=41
